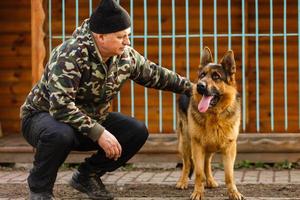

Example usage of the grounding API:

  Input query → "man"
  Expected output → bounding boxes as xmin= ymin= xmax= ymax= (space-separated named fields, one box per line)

xmin=20 ymin=0 xmax=192 ymax=199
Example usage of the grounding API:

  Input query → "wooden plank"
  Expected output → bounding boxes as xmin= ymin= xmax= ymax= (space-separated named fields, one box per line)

xmin=0 ymin=57 xmax=31 ymax=69
xmin=0 ymin=0 xmax=29 ymax=7
xmin=0 ymin=70 xmax=31 ymax=83
xmin=0 ymin=82 xmax=31 ymax=95
xmin=0 ymin=108 xmax=23 ymax=120
xmin=1 ymin=133 xmax=300 ymax=163
xmin=0 ymin=22 xmax=30 ymax=33
xmin=0 ymin=9 xmax=30 ymax=21
xmin=0 ymin=0 xmax=31 ymax=135
xmin=31 ymin=0 xmax=46 ymax=85
xmin=0 ymin=122 xmax=20 ymax=135
xmin=0 ymin=47 xmax=31 ymax=57
xmin=0 ymin=95 xmax=27 ymax=107
xmin=0 ymin=34 xmax=31 ymax=46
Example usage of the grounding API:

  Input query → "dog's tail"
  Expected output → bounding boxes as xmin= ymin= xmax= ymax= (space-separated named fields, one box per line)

xmin=188 ymin=160 xmax=194 ymax=179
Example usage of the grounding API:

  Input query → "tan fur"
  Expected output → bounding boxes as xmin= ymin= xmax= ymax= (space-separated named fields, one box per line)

xmin=176 ymin=47 xmax=245 ymax=200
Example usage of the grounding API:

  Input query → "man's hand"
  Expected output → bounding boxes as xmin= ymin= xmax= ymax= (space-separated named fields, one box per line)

xmin=98 ymin=130 xmax=122 ymax=160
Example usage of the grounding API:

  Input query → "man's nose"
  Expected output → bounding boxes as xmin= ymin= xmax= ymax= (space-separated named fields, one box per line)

xmin=124 ymin=36 xmax=131 ymax=46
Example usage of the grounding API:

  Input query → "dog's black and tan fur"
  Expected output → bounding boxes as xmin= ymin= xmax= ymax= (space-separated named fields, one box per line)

xmin=176 ymin=47 xmax=244 ymax=200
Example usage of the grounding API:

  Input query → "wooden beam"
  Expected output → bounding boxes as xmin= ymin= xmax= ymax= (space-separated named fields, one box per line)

xmin=140 ymin=133 xmax=300 ymax=153
xmin=31 ymin=0 xmax=45 ymax=85
xmin=1 ymin=133 xmax=300 ymax=163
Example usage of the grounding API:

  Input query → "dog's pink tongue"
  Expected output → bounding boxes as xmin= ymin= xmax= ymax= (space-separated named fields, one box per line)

xmin=198 ymin=96 xmax=213 ymax=113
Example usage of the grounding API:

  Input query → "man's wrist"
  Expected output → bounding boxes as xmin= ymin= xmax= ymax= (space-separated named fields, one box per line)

xmin=88 ymin=123 xmax=105 ymax=141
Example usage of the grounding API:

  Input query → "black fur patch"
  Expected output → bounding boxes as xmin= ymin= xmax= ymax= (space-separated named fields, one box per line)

xmin=178 ymin=94 xmax=190 ymax=115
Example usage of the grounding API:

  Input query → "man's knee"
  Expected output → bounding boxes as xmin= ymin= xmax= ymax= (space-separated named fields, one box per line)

xmin=135 ymin=121 xmax=149 ymax=143
xmin=40 ymin=125 xmax=75 ymax=148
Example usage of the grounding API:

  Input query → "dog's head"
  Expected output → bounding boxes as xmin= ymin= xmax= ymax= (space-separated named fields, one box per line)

xmin=194 ymin=47 xmax=237 ymax=113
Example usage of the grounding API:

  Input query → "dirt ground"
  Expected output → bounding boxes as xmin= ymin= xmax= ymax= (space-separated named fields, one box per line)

xmin=0 ymin=183 xmax=299 ymax=199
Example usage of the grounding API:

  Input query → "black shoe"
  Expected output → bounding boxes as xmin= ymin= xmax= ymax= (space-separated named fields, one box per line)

xmin=29 ymin=191 xmax=55 ymax=200
xmin=69 ymin=170 xmax=114 ymax=200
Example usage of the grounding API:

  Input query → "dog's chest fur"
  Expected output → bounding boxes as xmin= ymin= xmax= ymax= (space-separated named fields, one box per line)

xmin=188 ymin=98 xmax=240 ymax=152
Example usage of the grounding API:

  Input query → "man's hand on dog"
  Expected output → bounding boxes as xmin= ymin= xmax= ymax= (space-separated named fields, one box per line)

xmin=98 ymin=130 xmax=122 ymax=160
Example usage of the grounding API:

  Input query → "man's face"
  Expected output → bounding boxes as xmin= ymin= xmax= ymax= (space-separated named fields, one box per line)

xmin=95 ymin=28 xmax=131 ymax=58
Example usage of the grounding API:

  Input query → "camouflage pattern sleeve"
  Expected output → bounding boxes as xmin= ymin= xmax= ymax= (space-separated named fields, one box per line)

xmin=47 ymin=58 xmax=104 ymax=142
xmin=128 ymin=48 xmax=192 ymax=96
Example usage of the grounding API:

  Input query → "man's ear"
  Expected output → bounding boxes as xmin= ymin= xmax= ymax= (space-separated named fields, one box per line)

xmin=220 ymin=50 xmax=236 ymax=75
xmin=200 ymin=46 xmax=213 ymax=68
xmin=93 ymin=33 xmax=105 ymax=44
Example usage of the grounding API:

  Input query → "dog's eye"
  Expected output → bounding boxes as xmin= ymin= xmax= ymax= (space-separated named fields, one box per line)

xmin=199 ymin=72 xmax=206 ymax=78
xmin=212 ymin=72 xmax=221 ymax=80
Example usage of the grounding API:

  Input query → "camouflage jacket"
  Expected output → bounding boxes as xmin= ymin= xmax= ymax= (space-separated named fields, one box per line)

xmin=20 ymin=19 xmax=192 ymax=141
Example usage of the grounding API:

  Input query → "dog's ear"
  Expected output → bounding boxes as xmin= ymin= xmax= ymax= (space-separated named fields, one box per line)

xmin=200 ymin=47 xmax=213 ymax=68
xmin=220 ymin=50 xmax=236 ymax=75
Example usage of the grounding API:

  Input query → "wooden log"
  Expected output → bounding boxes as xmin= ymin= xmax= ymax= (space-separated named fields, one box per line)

xmin=31 ymin=0 xmax=46 ymax=85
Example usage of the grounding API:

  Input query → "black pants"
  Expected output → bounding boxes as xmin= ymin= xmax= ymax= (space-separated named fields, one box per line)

xmin=21 ymin=112 xmax=148 ymax=193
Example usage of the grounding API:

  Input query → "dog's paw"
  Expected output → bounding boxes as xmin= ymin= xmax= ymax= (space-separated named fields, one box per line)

xmin=228 ymin=190 xmax=245 ymax=200
xmin=190 ymin=190 xmax=204 ymax=200
xmin=176 ymin=180 xmax=189 ymax=189
xmin=206 ymin=178 xmax=218 ymax=188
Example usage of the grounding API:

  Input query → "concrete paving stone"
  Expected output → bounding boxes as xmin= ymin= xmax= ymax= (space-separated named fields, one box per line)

xmin=164 ymin=171 xmax=180 ymax=182
xmin=0 ymin=199 xmax=24 ymax=200
xmin=1 ymin=169 xmax=300 ymax=186
xmin=243 ymin=170 xmax=259 ymax=183
xmin=258 ymin=170 xmax=274 ymax=184
xmin=8 ymin=172 xmax=27 ymax=183
xmin=1 ymin=168 xmax=300 ymax=200
xmin=56 ymin=171 xmax=73 ymax=184
xmin=0 ymin=172 xmax=23 ymax=184
xmin=213 ymin=170 xmax=225 ymax=183
xmin=135 ymin=172 xmax=156 ymax=183
xmin=9 ymin=199 xmax=24 ymax=200
xmin=0 ymin=172 xmax=12 ymax=184
xmin=233 ymin=170 xmax=244 ymax=184
xmin=125 ymin=171 xmax=143 ymax=179
xmin=132 ymin=162 xmax=177 ymax=170
xmin=290 ymin=170 xmax=300 ymax=183
xmin=0 ymin=171 xmax=10 ymax=178
xmin=274 ymin=170 xmax=289 ymax=183
xmin=101 ymin=172 xmax=109 ymax=181
xmin=149 ymin=171 xmax=171 ymax=183
xmin=104 ymin=171 xmax=128 ymax=183
xmin=117 ymin=171 xmax=143 ymax=184
xmin=58 ymin=171 xmax=73 ymax=184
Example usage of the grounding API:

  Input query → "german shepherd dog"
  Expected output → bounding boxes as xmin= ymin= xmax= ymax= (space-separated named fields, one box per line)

xmin=176 ymin=47 xmax=244 ymax=200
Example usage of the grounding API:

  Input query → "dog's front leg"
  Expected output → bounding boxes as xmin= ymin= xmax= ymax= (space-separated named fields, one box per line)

xmin=222 ymin=142 xmax=245 ymax=200
xmin=176 ymin=140 xmax=192 ymax=189
xmin=190 ymin=140 xmax=205 ymax=200
xmin=205 ymin=152 xmax=218 ymax=188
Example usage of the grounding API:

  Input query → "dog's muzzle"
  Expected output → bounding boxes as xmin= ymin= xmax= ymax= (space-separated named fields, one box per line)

xmin=197 ymin=82 xmax=207 ymax=95
xmin=196 ymin=82 xmax=221 ymax=112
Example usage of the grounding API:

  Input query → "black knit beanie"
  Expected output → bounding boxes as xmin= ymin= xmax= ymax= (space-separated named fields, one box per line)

xmin=90 ymin=0 xmax=131 ymax=34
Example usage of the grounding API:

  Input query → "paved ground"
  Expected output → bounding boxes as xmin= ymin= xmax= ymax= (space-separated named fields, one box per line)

xmin=0 ymin=163 xmax=300 ymax=199
xmin=1 ymin=168 xmax=300 ymax=185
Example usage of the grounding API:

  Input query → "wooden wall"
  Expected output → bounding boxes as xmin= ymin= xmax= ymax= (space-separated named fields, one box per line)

xmin=1 ymin=0 xmax=299 ymax=135
xmin=0 ymin=0 xmax=32 ymax=135
xmin=246 ymin=1 xmax=299 ymax=133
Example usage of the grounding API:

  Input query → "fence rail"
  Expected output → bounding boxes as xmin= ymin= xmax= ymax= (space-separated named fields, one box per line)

xmin=37 ymin=0 xmax=300 ymax=134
